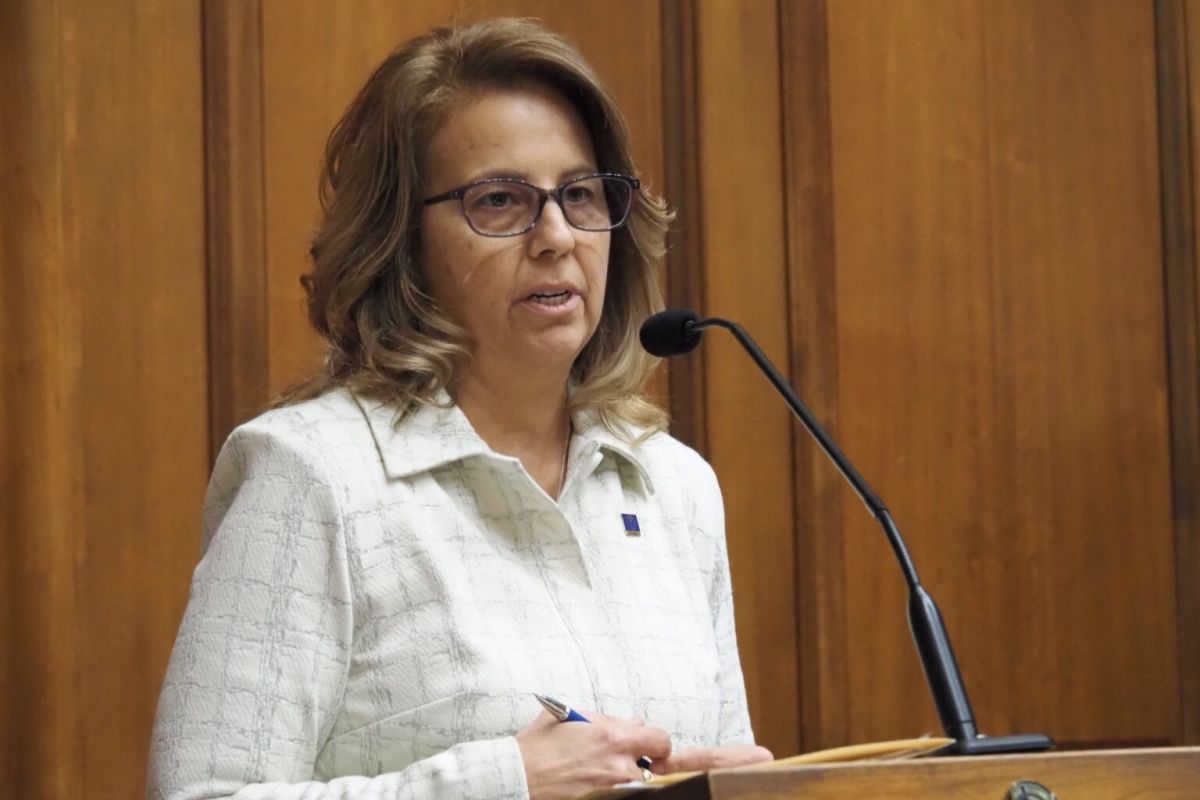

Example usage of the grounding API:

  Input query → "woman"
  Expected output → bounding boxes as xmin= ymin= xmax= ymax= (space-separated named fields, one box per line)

xmin=149 ymin=18 xmax=770 ymax=800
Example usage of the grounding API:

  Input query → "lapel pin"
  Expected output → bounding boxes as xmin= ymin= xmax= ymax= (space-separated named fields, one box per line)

xmin=621 ymin=513 xmax=641 ymax=537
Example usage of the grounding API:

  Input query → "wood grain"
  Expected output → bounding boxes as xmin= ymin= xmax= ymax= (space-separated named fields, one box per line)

xmin=1 ymin=1 xmax=209 ymax=797
xmin=69 ymin=2 xmax=209 ymax=794
xmin=661 ymin=0 xmax=707 ymax=451
xmin=658 ymin=747 xmax=1200 ymax=800
xmin=778 ymin=0 xmax=849 ymax=754
xmin=694 ymin=0 xmax=800 ymax=757
xmin=204 ymin=0 xmax=270 ymax=458
xmin=824 ymin=0 xmax=1178 ymax=744
xmin=1170 ymin=0 xmax=1200 ymax=745
xmin=1 ymin=4 xmax=84 ymax=795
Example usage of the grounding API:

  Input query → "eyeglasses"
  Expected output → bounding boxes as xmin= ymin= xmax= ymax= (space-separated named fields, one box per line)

xmin=423 ymin=173 xmax=640 ymax=237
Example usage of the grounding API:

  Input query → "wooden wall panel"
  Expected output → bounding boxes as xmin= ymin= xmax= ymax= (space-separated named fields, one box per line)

xmin=779 ymin=0 xmax=848 ymax=754
xmin=259 ymin=1 xmax=445 ymax=396
xmin=205 ymin=0 xmax=270 ymax=464
xmin=661 ymin=0 xmax=708 ymax=450
xmin=819 ymin=0 xmax=1179 ymax=746
xmin=71 ymin=3 xmax=208 ymax=792
xmin=1 ymin=1 xmax=209 ymax=796
xmin=1 ymin=6 xmax=85 ymax=795
xmin=693 ymin=0 xmax=800 ymax=758
xmin=1172 ymin=0 xmax=1200 ymax=745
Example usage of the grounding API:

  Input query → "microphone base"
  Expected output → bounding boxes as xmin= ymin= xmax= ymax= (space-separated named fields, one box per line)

xmin=949 ymin=732 xmax=1055 ymax=756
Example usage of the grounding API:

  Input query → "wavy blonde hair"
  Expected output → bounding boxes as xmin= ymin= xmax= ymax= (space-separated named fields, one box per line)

xmin=283 ymin=18 xmax=670 ymax=437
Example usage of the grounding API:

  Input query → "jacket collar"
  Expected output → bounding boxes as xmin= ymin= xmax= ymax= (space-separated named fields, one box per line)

xmin=352 ymin=390 xmax=655 ymax=492
xmin=569 ymin=408 xmax=656 ymax=494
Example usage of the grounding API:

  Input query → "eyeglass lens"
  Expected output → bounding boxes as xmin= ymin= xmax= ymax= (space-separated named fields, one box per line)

xmin=461 ymin=176 xmax=632 ymax=235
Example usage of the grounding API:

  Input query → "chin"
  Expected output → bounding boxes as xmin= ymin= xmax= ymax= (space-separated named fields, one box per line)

xmin=527 ymin=330 xmax=591 ymax=367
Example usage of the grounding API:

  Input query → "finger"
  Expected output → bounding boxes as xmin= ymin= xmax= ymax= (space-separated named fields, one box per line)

xmin=653 ymin=746 xmax=714 ymax=774
xmin=722 ymin=744 xmax=774 ymax=767
xmin=656 ymin=743 xmax=774 ymax=774
xmin=621 ymin=723 xmax=672 ymax=760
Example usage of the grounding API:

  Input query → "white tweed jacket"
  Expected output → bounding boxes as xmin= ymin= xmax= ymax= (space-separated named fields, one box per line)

xmin=148 ymin=388 xmax=753 ymax=799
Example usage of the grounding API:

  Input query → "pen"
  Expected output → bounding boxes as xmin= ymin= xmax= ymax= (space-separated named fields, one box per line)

xmin=533 ymin=694 xmax=654 ymax=771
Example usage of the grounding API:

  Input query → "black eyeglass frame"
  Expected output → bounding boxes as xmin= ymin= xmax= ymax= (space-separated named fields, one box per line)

xmin=422 ymin=172 xmax=641 ymax=237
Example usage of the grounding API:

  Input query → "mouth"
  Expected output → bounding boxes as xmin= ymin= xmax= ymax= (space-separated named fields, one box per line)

xmin=526 ymin=290 xmax=573 ymax=307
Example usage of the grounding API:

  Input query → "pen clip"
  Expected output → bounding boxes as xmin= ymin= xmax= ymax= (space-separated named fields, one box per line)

xmin=534 ymin=693 xmax=571 ymax=722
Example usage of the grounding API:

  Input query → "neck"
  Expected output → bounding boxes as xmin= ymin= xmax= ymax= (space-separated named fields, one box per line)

xmin=453 ymin=362 xmax=573 ymax=498
xmin=454 ymin=365 xmax=570 ymax=446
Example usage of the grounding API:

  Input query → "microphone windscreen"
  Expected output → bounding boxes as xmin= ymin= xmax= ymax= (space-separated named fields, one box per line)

xmin=639 ymin=309 xmax=702 ymax=357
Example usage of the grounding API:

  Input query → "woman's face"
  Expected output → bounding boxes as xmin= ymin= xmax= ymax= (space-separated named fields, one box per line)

xmin=419 ymin=83 xmax=611 ymax=382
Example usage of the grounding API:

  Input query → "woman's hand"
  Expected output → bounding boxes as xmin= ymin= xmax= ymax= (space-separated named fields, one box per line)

xmin=515 ymin=710 xmax=672 ymax=800
xmin=651 ymin=742 xmax=774 ymax=775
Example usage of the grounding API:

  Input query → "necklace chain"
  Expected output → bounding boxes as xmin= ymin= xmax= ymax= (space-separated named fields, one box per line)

xmin=556 ymin=418 xmax=572 ymax=500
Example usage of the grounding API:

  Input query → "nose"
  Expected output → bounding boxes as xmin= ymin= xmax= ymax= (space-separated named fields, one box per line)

xmin=527 ymin=197 xmax=576 ymax=259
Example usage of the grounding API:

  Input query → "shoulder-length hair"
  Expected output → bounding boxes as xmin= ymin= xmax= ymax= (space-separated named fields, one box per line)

xmin=283 ymin=18 xmax=670 ymax=437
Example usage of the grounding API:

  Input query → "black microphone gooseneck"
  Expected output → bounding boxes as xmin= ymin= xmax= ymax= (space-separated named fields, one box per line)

xmin=641 ymin=309 xmax=1053 ymax=756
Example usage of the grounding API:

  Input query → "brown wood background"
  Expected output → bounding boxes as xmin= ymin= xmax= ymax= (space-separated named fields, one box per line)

xmin=815 ymin=0 xmax=1179 ymax=749
xmin=2 ymin=0 xmax=1197 ymax=796
xmin=2 ymin=2 xmax=210 ymax=796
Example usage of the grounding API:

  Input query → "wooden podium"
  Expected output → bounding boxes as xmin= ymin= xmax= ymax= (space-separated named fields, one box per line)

xmin=638 ymin=747 xmax=1200 ymax=799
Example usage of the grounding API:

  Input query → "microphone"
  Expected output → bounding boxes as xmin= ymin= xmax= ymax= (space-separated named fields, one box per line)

xmin=639 ymin=308 xmax=702 ymax=356
xmin=641 ymin=308 xmax=1053 ymax=756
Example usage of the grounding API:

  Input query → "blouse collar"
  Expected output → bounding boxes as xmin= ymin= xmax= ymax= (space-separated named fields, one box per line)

xmin=351 ymin=389 xmax=655 ymax=493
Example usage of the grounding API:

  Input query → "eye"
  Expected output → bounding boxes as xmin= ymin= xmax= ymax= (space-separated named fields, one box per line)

xmin=464 ymin=181 xmax=536 ymax=214
xmin=475 ymin=189 xmax=518 ymax=209
xmin=562 ymin=183 xmax=597 ymax=205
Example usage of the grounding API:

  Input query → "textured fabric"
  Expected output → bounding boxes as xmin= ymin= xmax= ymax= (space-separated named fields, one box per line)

xmin=148 ymin=388 xmax=753 ymax=799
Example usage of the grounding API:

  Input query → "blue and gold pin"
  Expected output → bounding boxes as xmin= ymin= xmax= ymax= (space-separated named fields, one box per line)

xmin=621 ymin=513 xmax=641 ymax=537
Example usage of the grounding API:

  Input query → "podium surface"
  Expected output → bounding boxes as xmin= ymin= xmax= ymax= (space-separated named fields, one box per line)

xmin=648 ymin=747 xmax=1200 ymax=799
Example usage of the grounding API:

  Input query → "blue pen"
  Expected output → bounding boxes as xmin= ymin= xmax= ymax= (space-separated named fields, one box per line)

xmin=533 ymin=694 xmax=654 ymax=772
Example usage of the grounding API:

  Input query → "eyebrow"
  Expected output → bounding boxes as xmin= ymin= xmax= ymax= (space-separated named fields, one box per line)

xmin=464 ymin=164 xmax=601 ymax=185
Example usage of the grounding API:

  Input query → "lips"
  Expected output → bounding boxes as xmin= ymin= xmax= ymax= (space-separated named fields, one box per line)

xmin=527 ymin=290 xmax=572 ymax=307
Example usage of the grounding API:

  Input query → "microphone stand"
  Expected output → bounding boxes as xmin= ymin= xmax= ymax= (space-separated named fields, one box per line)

xmin=691 ymin=316 xmax=1052 ymax=755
